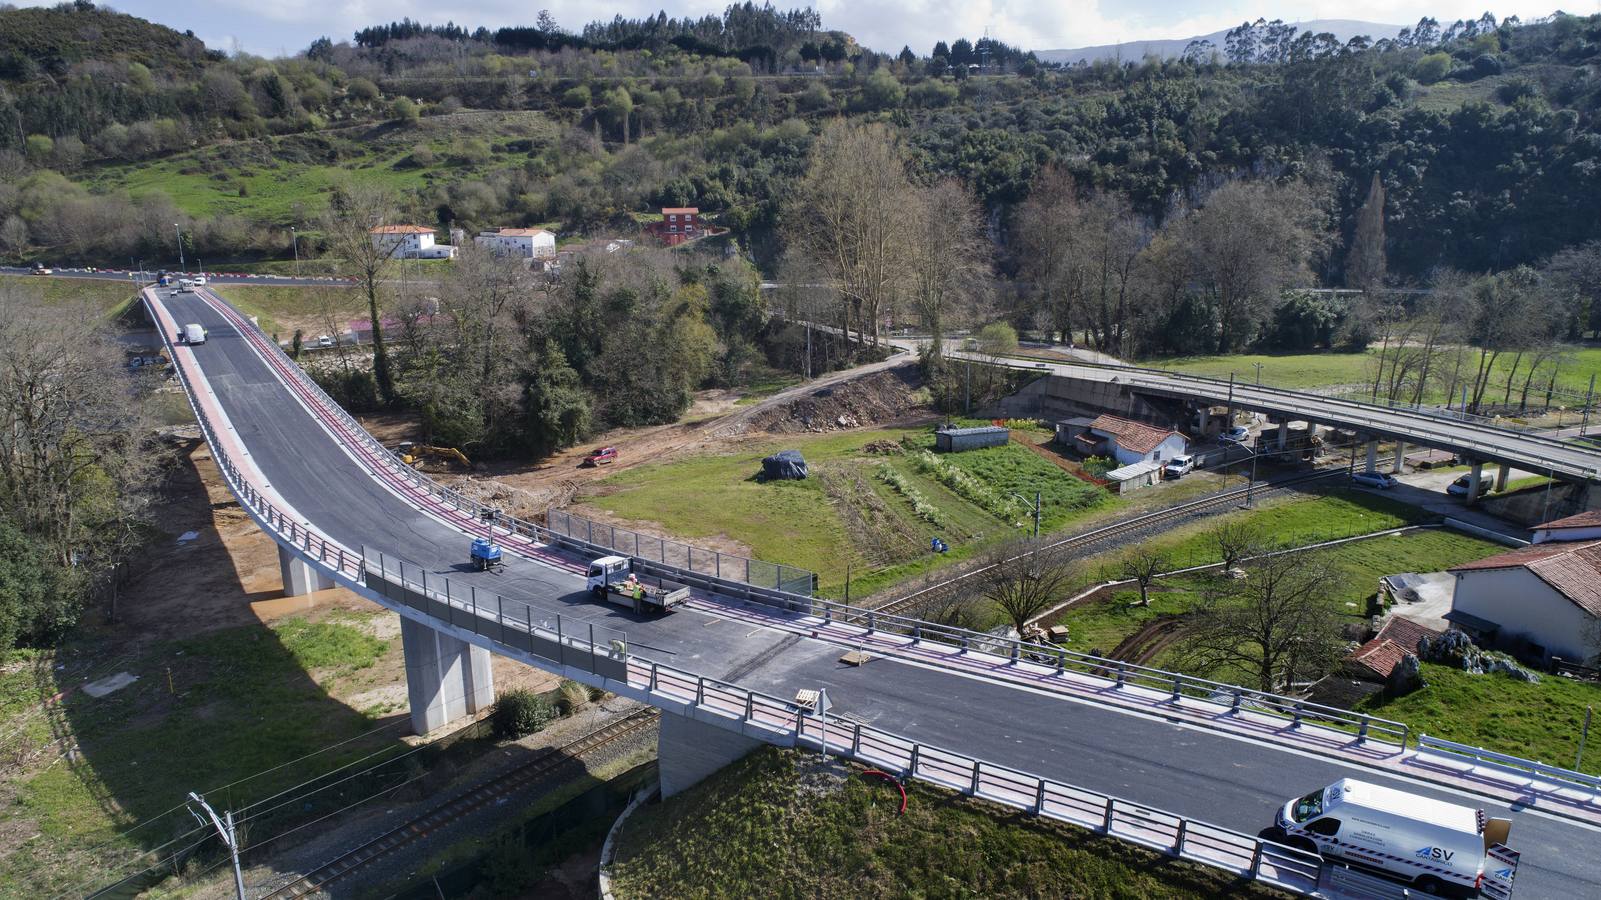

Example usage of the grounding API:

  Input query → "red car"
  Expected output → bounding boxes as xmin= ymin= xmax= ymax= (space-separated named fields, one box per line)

xmin=583 ymin=446 xmax=618 ymax=467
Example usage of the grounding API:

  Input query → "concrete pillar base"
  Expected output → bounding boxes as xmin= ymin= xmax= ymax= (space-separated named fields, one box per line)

xmin=1393 ymin=442 xmax=1407 ymax=474
xmin=658 ymin=711 xmax=762 ymax=798
xmin=1277 ymin=421 xmax=1288 ymax=451
xmin=278 ymin=544 xmax=334 ymax=597
xmin=1364 ymin=440 xmax=1379 ymax=474
xmin=1468 ymin=461 xmax=1484 ymax=505
xmin=401 ymin=617 xmax=495 ymax=735
xmin=1495 ymin=464 xmax=1510 ymax=492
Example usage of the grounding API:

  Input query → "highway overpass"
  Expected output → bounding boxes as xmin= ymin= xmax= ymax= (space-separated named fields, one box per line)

xmin=935 ymin=344 xmax=1601 ymax=487
xmin=149 ymin=289 xmax=1601 ymax=896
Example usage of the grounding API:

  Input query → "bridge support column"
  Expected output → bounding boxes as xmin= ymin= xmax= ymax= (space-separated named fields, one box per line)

xmin=278 ymin=544 xmax=333 ymax=597
xmin=401 ymin=617 xmax=495 ymax=735
xmin=1364 ymin=440 xmax=1378 ymax=474
xmin=658 ymin=710 xmax=762 ymax=798
xmin=1495 ymin=463 xmax=1510 ymax=492
xmin=1197 ymin=406 xmax=1210 ymax=432
xmin=1468 ymin=461 xmax=1484 ymax=504
xmin=1393 ymin=442 xmax=1407 ymax=474
xmin=1277 ymin=421 xmax=1288 ymax=450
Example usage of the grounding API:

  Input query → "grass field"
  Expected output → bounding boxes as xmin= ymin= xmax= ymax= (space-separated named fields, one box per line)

xmin=208 ymin=283 xmax=363 ymax=337
xmin=1 ymin=274 xmax=142 ymax=315
xmin=611 ymin=747 xmax=1286 ymax=900
xmin=1358 ymin=662 xmax=1601 ymax=776
xmin=585 ymin=429 xmax=1118 ymax=596
xmin=85 ymin=111 xmax=563 ymax=225
xmin=0 ymin=609 xmax=401 ymax=897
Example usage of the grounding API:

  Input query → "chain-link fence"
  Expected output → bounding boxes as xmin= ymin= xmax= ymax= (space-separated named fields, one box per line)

xmin=546 ymin=508 xmax=817 ymax=596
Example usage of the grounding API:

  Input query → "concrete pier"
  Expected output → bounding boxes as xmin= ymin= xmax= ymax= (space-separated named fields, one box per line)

xmin=278 ymin=544 xmax=333 ymax=597
xmin=1364 ymin=440 xmax=1379 ymax=473
xmin=401 ymin=617 xmax=495 ymax=735
xmin=1468 ymin=460 xmax=1484 ymax=504
xmin=658 ymin=711 xmax=762 ymax=798
xmin=1495 ymin=463 xmax=1510 ymax=492
xmin=1393 ymin=442 xmax=1407 ymax=474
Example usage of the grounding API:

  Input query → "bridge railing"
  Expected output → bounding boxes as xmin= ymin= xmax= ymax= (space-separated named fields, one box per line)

xmin=1418 ymin=735 xmax=1601 ymax=798
xmin=628 ymin=655 xmax=1323 ymax=896
xmin=546 ymin=508 xmax=817 ymax=595
xmin=361 ymin=547 xmax=629 ymax=681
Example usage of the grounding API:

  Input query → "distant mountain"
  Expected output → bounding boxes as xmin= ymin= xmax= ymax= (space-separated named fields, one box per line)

xmin=1036 ymin=19 xmax=1404 ymax=65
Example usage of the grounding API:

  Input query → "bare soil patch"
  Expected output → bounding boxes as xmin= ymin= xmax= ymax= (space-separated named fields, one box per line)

xmin=748 ymin=366 xmax=927 ymax=433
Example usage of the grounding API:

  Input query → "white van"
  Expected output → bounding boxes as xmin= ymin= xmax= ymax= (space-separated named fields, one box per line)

xmin=183 ymin=323 xmax=207 ymax=345
xmin=1274 ymin=778 xmax=1509 ymax=896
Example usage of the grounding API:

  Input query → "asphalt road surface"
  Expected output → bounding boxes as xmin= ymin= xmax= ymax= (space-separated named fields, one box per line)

xmin=162 ymin=288 xmax=1601 ymax=897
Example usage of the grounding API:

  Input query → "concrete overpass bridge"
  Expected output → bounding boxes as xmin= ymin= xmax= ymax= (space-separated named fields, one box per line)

xmin=943 ymin=346 xmax=1601 ymax=499
xmin=145 ymin=289 xmax=1601 ymax=897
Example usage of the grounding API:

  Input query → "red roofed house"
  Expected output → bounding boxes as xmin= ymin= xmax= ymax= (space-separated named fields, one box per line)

xmin=1344 ymin=616 xmax=1443 ymax=681
xmin=648 ymin=207 xmax=701 ymax=246
xmin=1058 ymin=414 xmax=1188 ymax=467
xmin=1447 ymin=538 xmax=1601 ymax=664
xmin=370 ymin=225 xmax=456 ymax=259
xmin=1532 ymin=509 xmax=1601 ymax=544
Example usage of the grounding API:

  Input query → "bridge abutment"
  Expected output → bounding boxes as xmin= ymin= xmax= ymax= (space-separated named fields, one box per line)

xmin=401 ymin=617 xmax=495 ymax=735
xmin=657 ymin=710 xmax=762 ymax=798
xmin=278 ymin=545 xmax=333 ymax=597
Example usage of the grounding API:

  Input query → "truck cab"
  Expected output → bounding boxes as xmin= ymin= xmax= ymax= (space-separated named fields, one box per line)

xmin=1275 ymin=778 xmax=1509 ymax=896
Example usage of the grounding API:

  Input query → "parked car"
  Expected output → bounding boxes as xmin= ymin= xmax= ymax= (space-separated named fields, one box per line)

xmin=315 ymin=334 xmax=335 ymax=348
xmin=583 ymin=446 xmax=618 ymax=467
xmin=1447 ymin=474 xmax=1472 ymax=496
xmin=31 ymin=264 xmax=51 ymax=275
xmin=1163 ymin=455 xmax=1195 ymax=479
xmin=1351 ymin=470 xmax=1397 ymax=489
xmin=1220 ymin=425 xmax=1250 ymax=444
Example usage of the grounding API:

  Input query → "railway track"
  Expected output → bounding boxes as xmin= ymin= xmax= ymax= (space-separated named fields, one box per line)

xmin=261 ymin=709 xmax=660 ymax=899
xmin=873 ymin=468 xmax=1342 ymax=618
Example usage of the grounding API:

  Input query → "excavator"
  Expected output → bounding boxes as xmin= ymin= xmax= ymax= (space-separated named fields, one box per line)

xmin=393 ymin=441 xmax=472 ymax=471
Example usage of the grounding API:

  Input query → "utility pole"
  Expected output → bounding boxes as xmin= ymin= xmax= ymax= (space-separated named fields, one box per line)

xmin=187 ymin=791 xmax=245 ymax=900
xmin=1032 ymin=490 xmax=1040 ymax=540
xmin=1252 ymin=362 xmax=1264 ymax=385
xmin=174 ymin=223 xmax=185 ymax=273
xmin=1584 ymin=373 xmax=1596 ymax=437
xmin=1578 ymin=705 xmax=1592 ymax=771
xmin=291 ymin=226 xmax=301 ymax=277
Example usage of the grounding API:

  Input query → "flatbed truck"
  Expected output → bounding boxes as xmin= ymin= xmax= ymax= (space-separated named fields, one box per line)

xmin=586 ymin=555 xmax=689 ymax=614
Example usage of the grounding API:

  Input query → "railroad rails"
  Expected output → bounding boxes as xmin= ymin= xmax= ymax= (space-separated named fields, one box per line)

xmin=872 ymin=469 xmax=1342 ymax=619
xmin=262 ymin=709 xmax=660 ymax=899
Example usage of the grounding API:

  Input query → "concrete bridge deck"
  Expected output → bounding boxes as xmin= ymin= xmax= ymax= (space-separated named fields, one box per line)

xmin=156 ymin=289 xmax=1601 ymax=896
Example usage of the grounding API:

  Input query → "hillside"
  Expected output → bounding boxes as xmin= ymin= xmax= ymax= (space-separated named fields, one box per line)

xmin=1037 ymin=19 xmax=1403 ymax=64
xmin=610 ymin=747 xmax=1287 ymax=899
xmin=0 ymin=4 xmax=215 ymax=80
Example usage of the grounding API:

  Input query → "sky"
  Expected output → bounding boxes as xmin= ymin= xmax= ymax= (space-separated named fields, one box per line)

xmin=28 ymin=1 xmax=1578 ymax=59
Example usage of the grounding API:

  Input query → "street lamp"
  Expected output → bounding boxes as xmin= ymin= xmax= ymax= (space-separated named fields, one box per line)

xmin=174 ymin=223 xmax=185 ymax=273
xmin=291 ymin=226 xmax=300 ymax=277
xmin=1008 ymin=491 xmax=1042 ymax=539
xmin=1252 ymin=362 xmax=1264 ymax=385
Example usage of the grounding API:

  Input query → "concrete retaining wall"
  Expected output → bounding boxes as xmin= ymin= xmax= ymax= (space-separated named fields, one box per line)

xmin=657 ymin=709 xmax=763 ymax=798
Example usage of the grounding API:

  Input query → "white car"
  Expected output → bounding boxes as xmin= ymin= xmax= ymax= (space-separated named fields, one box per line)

xmin=192 ymin=275 xmax=207 ymax=286
xmin=1163 ymin=455 xmax=1195 ymax=479
xmin=1351 ymin=471 xmax=1397 ymax=489
xmin=1220 ymin=425 xmax=1250 ymax=443
xmin=315 ymin=335 xmax=335 ymax=348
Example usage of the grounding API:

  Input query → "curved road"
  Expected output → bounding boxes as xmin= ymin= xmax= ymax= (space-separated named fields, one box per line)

xmin=162 ymin=289 xmax=1601 ymax=896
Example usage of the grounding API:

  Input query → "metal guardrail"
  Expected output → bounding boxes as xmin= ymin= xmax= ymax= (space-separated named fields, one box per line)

xmin=1419 ymin=735 xmax=1601 ymax=797
xmin=631 ymin=656 xmax=1323 ymax=896
xmin=546 ymin=508 xmax=817 ymax=595
xmin=362 ymin=548 xmax=628 ymax=679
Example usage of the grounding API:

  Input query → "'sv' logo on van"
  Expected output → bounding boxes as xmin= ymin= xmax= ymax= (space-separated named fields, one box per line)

xmin=1416 ymin=846 xmax=1454 ymax=861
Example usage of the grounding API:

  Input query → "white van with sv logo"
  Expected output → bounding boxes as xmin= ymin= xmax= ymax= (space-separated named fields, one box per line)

xmin=1273 ymin=778 xmax=1512 ymax=896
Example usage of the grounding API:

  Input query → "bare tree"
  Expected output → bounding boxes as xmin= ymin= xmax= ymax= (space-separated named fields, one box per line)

xmin=1180 ymin=550 xmax=1346 ymax=693
xmin=1013 ymin=165 xmax=1083 ymax=345
xmin=1209 ymin=520 xmax=1263 ymax=574
xmin=321 ymin=181 xmax=400 ymax=405
xmin=1118 ymin=546 xmax=1169 ymax=606
xmin=438 ymin=244 xmax=537 ymax=436
xmin=981 ymin=541 xmax=1079 ymax=635
xmin=786 ymin=120 xmax=912 ymax=347
xmin=906 ymin=179 xmax=989 ymax=362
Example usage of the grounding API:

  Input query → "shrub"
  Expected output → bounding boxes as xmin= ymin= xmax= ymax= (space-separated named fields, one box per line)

xmin=491 ymin=688 xmax=556 ymax=739
xmin=557 ymin=679 xmax=590 ymax=716
xmin=1413 ymin=52 xmax=1452 ymax=85
xmin=908 ymin=450 xmax=1026 ymax=523
xmin=877 ymin=464 xmax=948 ymax=528
xmin=1082 ymin=456 xmax=1116 ymax=479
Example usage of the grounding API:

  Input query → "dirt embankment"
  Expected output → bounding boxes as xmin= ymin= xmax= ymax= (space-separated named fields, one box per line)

xmin=748 ymin=365 xmax=927 ymax=434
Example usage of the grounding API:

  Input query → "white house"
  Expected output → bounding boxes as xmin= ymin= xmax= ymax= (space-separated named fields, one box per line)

xmin=1061 ymin=414 xmax=1187 ymax=467
xmin=1532 ymin=509 xmax=1601 ymax=544
xmin=1447 ymin=540 xmax=1601 ymax=664
xmin=474 ymin=227 xmax=556 ymax=259
xmin=369 ymin=225 xmax=456 ymax=259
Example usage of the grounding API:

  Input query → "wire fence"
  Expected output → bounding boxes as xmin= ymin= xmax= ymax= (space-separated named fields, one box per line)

xmin=546 ymin=508 xmax=817 ymax=595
